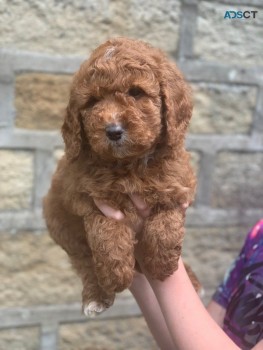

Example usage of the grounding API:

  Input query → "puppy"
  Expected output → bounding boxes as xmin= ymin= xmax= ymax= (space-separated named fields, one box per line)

xmin=43 ymin=37 xmax=197 ymax=316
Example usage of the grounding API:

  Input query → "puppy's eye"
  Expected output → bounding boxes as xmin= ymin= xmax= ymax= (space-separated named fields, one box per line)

xmin=128 ymin=87 xmax=145 ymax=99
xmin=86 ymin=96 xmax=99 ymax=108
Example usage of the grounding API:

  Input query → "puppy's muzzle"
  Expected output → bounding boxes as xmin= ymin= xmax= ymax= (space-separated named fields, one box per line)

xmin=105 ymin=123 xmax=124 ymax=141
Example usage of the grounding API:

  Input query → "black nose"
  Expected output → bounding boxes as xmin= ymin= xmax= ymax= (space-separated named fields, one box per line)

xmin=105 ymin=124 xmax=124 ymax=141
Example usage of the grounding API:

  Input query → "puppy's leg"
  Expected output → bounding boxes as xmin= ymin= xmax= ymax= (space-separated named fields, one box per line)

xmin=84 ymin=214 xmax=136 ymax=294
xmin=44 ymin=199 xmax=113 ymax=316
xmin=140 ymin=207 xmax=185 ymax=280
xmin=70 ymin=253 xmax=115 ymax=317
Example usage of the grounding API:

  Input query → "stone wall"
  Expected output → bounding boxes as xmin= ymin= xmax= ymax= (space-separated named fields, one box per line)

xmin=0 ymin=0 xmax=262 ymax=349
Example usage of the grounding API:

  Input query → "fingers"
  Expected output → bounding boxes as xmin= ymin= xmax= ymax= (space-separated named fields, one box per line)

xmin=93 ymin=199 xmax=124 ymax=220
xmin=94 ymin=195 xmax=189 ymax=221
xmin=129 ymin=193 xmax=189 ymax=216
xmin=129 ymin=193 xmax=151 ymax=218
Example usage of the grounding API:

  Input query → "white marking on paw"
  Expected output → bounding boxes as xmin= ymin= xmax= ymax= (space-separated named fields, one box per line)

xmin=83 ymin=301 xmax=107 ymax=318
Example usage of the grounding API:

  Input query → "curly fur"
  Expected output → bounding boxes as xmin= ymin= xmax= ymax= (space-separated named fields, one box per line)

xmin=43 ymin=37 xmax=197 ymax=314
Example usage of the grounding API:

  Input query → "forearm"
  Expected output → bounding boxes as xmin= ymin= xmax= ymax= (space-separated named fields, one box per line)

xmin=206 ymin=300 xmax=226 ymax=328
xmin=147 ymin=258 xmax=240 ymax=350
xmin=129 ymin=272 xmax=175 ymax=350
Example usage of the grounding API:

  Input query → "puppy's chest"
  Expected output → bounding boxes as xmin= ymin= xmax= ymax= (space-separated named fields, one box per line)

xmin=97 ymin=171 xmax=167 ymax=206
xmin=88 ymin=173 xmax=151 ymax=196
xmin=79 ymin=164 xmax=174 ymax=207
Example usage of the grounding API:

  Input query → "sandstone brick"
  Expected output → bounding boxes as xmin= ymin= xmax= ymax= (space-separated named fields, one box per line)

xmin=60 ymin=317 xmax=157 ymax=350
xmin=0 ymin=150 xmax=33 ymax=210
xmin=0 ymin=327 xmax=39 ymax=350
xmin=112 ymin=0 xmax=180 ymax=53
xmin=0 ymin=0 xmax=180 ymax=55
xmin=195 ymin=2 xmax=263 ymax=66
xmin=212 ymin=152 xmax=263 ymax=208
xmin=15 ymin=73 xmax=72 ymax=130
xmin=183 ymin=225 xmax=250 ymax=302
xmin=190 ymin=84 xmax=257 ymax=134
xmin=0 ymin=231 xmax=82 ymax=307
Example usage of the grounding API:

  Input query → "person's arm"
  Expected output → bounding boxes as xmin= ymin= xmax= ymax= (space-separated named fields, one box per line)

xmin=130 ymin=271 xmax=175 ymax=350
xmin=206 ymin=300 xmax=226 ymax=328
xmin=141 ymin=256 xmax=240 ymax=350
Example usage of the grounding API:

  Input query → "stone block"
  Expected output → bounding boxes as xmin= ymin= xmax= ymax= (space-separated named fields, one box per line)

xmin=190 ymin=83 xmax=257 ymax=134
xmin=0 ymin=150 xmax=33 ymax=210
xmin=212 ymin=152 xmax=263 ymax=208
xmin=113 ymin=0 xmax=181 ymax=53
xmin=0 ymin=327 xmax=39 ymax=350
xmin=60 ymin=317 xmax=157 ymax=350
xmin=15 ymin=73 xmax=72 ymax=130
xmin=183 ymin=225 xmax=250 ymax=302
xmin=195 ymin=2 xmax=263 ymax=66
xmin=0 ymin=0 xmax=180 ymax=54
xmin=0 ymin=231 xmax=82 ymax=307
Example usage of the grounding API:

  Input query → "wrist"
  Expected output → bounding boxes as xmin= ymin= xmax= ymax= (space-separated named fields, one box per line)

xmin=146 ymin=256 xmax=187 ymax=295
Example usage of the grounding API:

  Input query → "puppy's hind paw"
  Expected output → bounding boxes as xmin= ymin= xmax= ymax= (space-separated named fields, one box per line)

xmin=83 ymin=301 xmax=107 ymax=318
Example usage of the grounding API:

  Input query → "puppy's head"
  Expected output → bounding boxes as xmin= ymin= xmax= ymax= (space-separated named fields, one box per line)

xmin=62 ymin=38 xmax=192 ymax=162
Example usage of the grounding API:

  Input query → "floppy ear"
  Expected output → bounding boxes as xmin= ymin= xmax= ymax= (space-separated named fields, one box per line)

xmin=61 ymin=103 xmax=83 ymax=162
xmin=160 ymin=61 xmax=193 ymax=147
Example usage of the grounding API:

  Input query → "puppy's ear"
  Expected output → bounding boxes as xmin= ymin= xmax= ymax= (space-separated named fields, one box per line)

xmin=61 ymin=103 xmax=83 ymax=162
xmin=160 ymin=61 xmax=193 ymax=147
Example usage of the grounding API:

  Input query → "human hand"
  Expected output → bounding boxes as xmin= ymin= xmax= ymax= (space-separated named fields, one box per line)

xmin=94 ymin=193 xmax=189 ymax=221
xmin=93 ymin=193 xmax=151 ymax=221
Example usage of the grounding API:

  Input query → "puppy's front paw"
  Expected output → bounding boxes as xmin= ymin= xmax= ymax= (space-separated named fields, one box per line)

xmin=83 ymin=299 xmax=113 ymax=317
xmin=97 ymin=263 xmax=135 ymax=294
xmin=143 ymin=248 xmax=180 ymax=280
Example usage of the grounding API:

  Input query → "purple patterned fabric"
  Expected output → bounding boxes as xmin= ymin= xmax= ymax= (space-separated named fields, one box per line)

xmin=213 ymin=220 xmax=263 ymax=349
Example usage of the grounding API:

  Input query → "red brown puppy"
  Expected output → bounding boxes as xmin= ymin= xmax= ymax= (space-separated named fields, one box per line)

xmin=43 ymin=37 xmax=196 ymax=317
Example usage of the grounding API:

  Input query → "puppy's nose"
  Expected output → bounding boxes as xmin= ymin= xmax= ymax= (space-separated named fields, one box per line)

xmin=105 ymin=124 xmax=124 ymax=141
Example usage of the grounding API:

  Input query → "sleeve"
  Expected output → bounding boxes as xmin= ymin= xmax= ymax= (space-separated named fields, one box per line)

xmin=212 ymin=220 xmax=263 ymax=309
xmin=212 ymin=245 xmax=247 ymax=309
